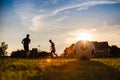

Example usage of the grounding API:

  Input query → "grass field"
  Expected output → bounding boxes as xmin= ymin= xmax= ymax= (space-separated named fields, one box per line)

xmin=0 ymin=58 xmax=120 ymax=80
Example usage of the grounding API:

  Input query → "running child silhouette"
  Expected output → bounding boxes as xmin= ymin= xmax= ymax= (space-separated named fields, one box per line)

xmin=49 ymin=39 xmax=58 ymax=57
xmin=22 ymin=34 xmax=31 ymax=58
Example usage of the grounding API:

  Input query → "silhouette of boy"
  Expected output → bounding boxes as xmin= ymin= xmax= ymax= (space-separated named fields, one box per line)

xmin=22 ymin=34 xmax=31 ymax=57
xmin=49 ymin=39 xmax=58 ymax=57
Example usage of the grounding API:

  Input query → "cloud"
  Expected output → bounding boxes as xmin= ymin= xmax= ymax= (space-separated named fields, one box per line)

xmin=14 ymin=0 xmax=120 ymax=32
xmin=29 ymin=15 xmax=46 ymax=32
xmin=14 ymin=2 xmax=51 ymax=32
xmin=51 ymin=0 xmax=59 ymax=4
xmin=52 ymin=0 xmax=119 ymax=15
xmin=14 ymin=2 xmax=69 ymax=32
xmin=65 ymin=23 xmax=120 ymax=45
xmin=53 ymin=15 xmax=69 ymax=23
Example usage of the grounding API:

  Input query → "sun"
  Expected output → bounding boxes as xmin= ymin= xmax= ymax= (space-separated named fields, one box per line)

xmin=77 ymin=32 xmax=93 ymax=41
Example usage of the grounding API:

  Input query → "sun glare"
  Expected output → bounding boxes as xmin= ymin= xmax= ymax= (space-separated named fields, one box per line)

xmin=77 ymin=32 xmax=93 ymax=41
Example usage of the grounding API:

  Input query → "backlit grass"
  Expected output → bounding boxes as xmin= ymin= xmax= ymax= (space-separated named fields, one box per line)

xmin=0 ymin=58 xmax=120 ymax=80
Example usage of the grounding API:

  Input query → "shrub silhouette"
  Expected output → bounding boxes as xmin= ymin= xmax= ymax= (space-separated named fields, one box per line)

xmin=10 ymin=50 xmax=26 ymax=58
xmin=10 ymin=49 xmax=50 ymax=58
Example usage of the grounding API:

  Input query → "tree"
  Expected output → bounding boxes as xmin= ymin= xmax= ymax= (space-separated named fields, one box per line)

xmin=0 ymin=42 xmax=8 ymax=57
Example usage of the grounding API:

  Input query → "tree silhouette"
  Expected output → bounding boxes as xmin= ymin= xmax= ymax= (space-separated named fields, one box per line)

xmin=109 ymin=45 xmax=120 ymax=58
xmin=0 ymin=42 xmax=8 ymax=57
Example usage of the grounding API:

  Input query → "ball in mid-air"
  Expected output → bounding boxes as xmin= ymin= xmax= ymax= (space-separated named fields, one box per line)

xmin=73 ymin=40 xmax=95 ymax=60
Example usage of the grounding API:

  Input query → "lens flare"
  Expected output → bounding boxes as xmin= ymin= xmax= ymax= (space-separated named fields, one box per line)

xmin=46 ymin=58 xmax=51 ymax=63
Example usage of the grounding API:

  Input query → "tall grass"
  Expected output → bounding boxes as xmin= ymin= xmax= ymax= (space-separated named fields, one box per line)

xmin=0 ymin=58 xmax=120 ymax=80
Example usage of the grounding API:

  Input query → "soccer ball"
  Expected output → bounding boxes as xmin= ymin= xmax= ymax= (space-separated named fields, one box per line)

xmin=73 ymin=40 xmax=95 ymax=60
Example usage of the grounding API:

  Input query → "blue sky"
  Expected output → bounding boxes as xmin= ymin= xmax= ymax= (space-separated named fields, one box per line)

xmin=0 ymin=0 xmax=120 ymax=55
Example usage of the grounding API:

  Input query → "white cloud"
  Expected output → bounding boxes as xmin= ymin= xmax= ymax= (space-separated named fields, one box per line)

xmin=52 ymin=0 xmax=119 ymax=15
xmin=14 ymin=0 xmax=120 ymax=32
xmin=53 ymin=15 xmax=69 ymax=23
xmin=14 ymin=2 xmax=51 ymax=32
xmin=29 ymin=15 xmax=46 ymax=32
xmin=38 ymin=9 xmax=46 ymax=13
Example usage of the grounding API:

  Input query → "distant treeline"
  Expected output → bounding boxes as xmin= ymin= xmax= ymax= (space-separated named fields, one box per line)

xmin=10 ymin=45 xmax=120 ymax=58
xmin=10 ymin=49 xmax=51 ymax=58
xmin=1 ymin=42 xmax=120 ymax=58
xmin=109 ymin=45 xmax=120 ymax=58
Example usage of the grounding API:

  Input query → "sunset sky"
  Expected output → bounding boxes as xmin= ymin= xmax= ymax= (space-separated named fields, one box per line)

xmin=0 ymin=0 xmax=120 ymax=55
